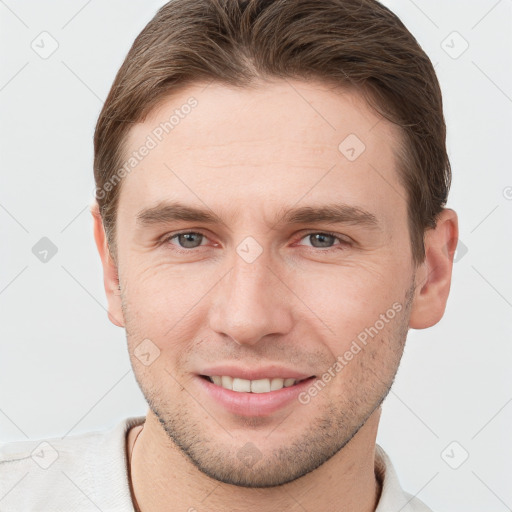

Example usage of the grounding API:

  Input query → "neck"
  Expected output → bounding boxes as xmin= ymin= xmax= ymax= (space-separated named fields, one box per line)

xmin=128 ymin=408 xmax=382 ymax=512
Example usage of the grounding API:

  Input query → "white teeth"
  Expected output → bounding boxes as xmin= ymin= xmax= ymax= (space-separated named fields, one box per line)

xmin=232 ymin=378 xmax=251 ymax=392
xmin=208 ymin=376 xmax=300 ymax=393
xmin=221 ymin=376 xmax=233 ymax=389
xmin=270 ymin=378 xmax=284 ymax=391
xmin=251 ymin=379 xmax=271 ymax=393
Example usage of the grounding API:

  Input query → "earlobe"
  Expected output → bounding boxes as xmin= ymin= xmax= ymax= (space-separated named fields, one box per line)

xmin=409 ymin=208 xmax=459 ymax=330
xmin=90 ymin=201 xmax=125 ymax=328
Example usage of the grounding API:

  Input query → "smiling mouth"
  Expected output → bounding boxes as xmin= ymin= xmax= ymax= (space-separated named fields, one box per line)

xmin=200 ymin=375 xmax=315 ymax=393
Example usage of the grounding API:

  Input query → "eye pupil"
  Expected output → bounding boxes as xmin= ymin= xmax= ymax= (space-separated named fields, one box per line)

xmin=310 ymin=233 xmax=335 ymax=248
xmin=179 ymin=233 xmax=202 ymax=248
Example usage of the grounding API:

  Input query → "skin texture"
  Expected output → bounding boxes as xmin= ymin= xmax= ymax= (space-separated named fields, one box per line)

xmin=92 ymin=79 xmax=458 ymax=511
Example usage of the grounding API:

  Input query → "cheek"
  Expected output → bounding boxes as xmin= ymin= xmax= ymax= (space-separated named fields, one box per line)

xmin=323 ymin=308 xmax=407 ymax=402
xmin=121 ymin=265 xmax=211 ymax=365
xmin=288 ymin=264 xmax=402 ymax=338
xmin=124 ymin=260 xmax=213 ymax=317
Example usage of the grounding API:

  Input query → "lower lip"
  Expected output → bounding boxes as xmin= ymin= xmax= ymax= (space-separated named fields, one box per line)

xmin=196 ymin=375 xmax=316 ymax=417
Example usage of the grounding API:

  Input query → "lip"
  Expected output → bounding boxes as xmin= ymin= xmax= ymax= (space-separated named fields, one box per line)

xmin=196 ymin=374 xmax=316 ymax=417
xmin=199 ymin=365 xmax=312 ymax=381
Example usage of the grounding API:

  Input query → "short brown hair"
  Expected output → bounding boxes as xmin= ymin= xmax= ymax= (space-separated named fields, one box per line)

xmin=94 ymin=0 xmax=451 ymax=265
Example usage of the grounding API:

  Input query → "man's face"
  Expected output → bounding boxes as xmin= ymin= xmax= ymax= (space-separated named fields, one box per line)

xmin=114 ymin=80 xmax=417 ymax=487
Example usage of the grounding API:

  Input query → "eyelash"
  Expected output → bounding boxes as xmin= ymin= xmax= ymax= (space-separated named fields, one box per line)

xmin=162 ymin=230 xmax=350 ymax=254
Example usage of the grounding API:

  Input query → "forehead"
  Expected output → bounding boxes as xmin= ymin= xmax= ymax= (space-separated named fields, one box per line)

xmin=119 ymin=79 xmax=406 ymax=230
xmin=129 ymin=79 xmax=400 ymax=156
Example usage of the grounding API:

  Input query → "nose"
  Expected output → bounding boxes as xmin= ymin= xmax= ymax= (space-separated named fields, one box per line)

xmin=208 ymin=248 xmax=294 ymax=346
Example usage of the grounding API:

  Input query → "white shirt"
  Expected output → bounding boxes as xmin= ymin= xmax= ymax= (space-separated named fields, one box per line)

xmin=0 ymin=416 xmax=434 ymax=511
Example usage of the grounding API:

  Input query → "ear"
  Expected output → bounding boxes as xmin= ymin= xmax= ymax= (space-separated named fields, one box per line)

xmin=409 ymin=208 xmax=459 ymax=329
xmin=91 ymin=201 xmax=125 ymax=328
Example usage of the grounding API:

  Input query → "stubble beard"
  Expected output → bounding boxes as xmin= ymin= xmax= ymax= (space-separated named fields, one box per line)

xmin=124 ymin=279 xmax=415 ymax=488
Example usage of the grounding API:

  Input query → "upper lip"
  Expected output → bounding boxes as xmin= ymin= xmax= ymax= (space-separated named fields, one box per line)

xmin=199 ymin=365 xmax=314 ymax=381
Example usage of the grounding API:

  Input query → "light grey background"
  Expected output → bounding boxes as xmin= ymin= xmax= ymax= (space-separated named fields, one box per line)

xmin=1 ymin=1 xmax=511 ymax=511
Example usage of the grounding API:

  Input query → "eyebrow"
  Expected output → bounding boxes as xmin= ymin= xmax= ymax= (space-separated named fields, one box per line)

xmin=136 ymin=201 xmax=381 ymax=231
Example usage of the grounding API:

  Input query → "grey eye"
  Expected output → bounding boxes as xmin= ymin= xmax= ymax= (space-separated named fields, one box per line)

xmin=174 ymin=232 xmax=204 ymax=248
xmin=304 ymin=233 xmax=338 ymax=248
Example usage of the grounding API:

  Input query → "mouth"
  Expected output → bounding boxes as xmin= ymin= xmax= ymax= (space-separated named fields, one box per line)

xmin=199 ymin=374 xmax=315 ymax=393
xmin=196 ymin=367 xmax=318 ymax=416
